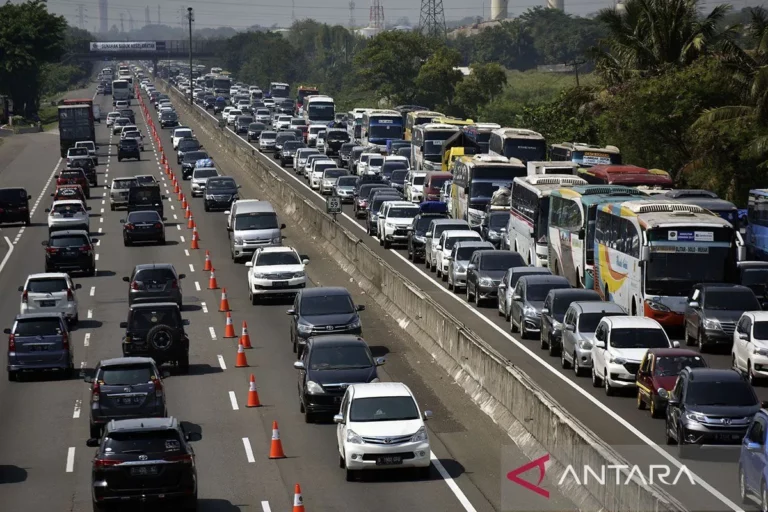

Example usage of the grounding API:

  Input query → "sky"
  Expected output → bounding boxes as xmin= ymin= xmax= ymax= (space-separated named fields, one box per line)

xmin=44 ymin=0 xmax=751 ymax=32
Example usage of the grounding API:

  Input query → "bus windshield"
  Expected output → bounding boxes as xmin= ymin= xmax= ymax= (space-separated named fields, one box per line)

xmin=308 ymin=102 xmax=334 ymax=121
xmin=213 ymin=79 xmax=231 ymax=91
xmin=645 ymin=247 xmax=730 ymax=296
xmin=370 ymin=123 xmax=403 ymax=140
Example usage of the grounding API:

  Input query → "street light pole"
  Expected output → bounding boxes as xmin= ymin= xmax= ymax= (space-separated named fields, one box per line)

xmin=187 ymin=7 xmax=194 ymax=105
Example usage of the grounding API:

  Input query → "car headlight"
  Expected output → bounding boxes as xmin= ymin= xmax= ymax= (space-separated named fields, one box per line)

xmin=523 ymin=305 xmax=537 ymax=317
xmin=297 ymin=323 xmax=313 ymax=334
xmin=684 ymin=411 xmax=708 ymax=423
xmin=348 ymin=318 xmax=361 ymax=329
xmin=754 ymin=346 xmax=768 ymax=357
xmin=479 ymin=277 xmax=493 ymax=286
xmin=579 ymin=338 xmax=593 ymax=350
xmin=456 ymin=264 xmax=466 ymax=272
xmin=346 ymin=429 xmax=363 ymax=444
xmin=252 ymin=272 xmax=266 ymax=279
xmin=234 ymin=237 xmax=243 ymax=245
xmin=488 ymin=231 xmax=500 ymax=239
xmin=553 ymin=320 xmax=562 ymax=332
xmin=386 ymin=222 xmax=395 ymax=229
xmin=306 ymin=380 xmax=325 ymax=394
xmin=414 ymin=236 xmax=426 ymax=243
xmin=271 ymin=237 xmax=281 ymax=244
xmin=702 ymin=318 xmax=721 ymax=330
xmin=411 ymin=426 xmax=428 ymax=443
xmin=646 ymin=300 xmax=671 ymax=313
xmin=292 ymin=272 xmax=305 ymax=279
xmin=609 ymin=356 xmax=627 ymax=365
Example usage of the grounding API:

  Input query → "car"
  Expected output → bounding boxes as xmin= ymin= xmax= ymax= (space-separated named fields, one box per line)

xmin=275 ymin=115 xmax=292 ymax=131
xmin=324 ymin=129 xmax=351 ymax=157
xmin=738 ymin=408 xmax=768 ymax=507
xmin=42 ymin=230 xmax=96 ymax=275
xmin=235 ymin=115 xmax=254 ymax=134
xmin=540 ymin=288 xmax=602 ymax=356
xmin=85 ymin=417 xmax=200 ymax=510
xmin=85 ymin=357 xmax=168 ymax=438
xmin=180 ymin=150 xmax=210 ymax=179
xmin=424 ymin=219 xmax=470 ymax=272
xmin=254 ymin=108 xmax=271 ymax=124
xmin=0 ymin=187 xmax=32 ymax=225
xmin=738 ymin=261 xmax=768 ymax=309
xmin=303 ymin=153 xmax=326 ymax=178
xmin=109 ymin=177 xmax=138 ymax=211
xmin=203 ymin=176 xmax=240 ymax=211
xmin=226 ymin=109 xmax=242 ymax=125
xmin=390 ymin=169 xmax=409 ymax=194
xmin=56 ymin=169 xmax=90 ymax=198
xmin=51 ymin=184 xmax=86 ymax=204
xmin=559 ymin=301 xmax=626 ymax=376
xmin=121 ymin=210 xmax=166 ymax=246
xmin=404 ymin=171 xmax=427 ymax=202
xmin=171 ymin=128 xmax=193 ymax=149
xmin=334 ymin=382 xmax=432 ymax=481
xmin=19 ymin=272 xmax=81 ymax=322
xmin=465 ymin=250 xmax=527 ymax=306
xmin=114 ymin=99 xmax=129 ymax=109
xmin=381 ymin=158 xmax=409 ymax=183
xmin=309 ymin=159 xmax=337 ymax=190
xmin=245 ymin=246 xmax=309 ymax=303
xmin=635 ymin=348 xmax=707 ymax=418
xmin=356 ymin=153 xmax=377 ymax=176
xmin=247 ymin=122 xmax=267 ymax=142
xmin=274 ymin=131 xmax=297 ymax=155
xmin=376 ymin=200 xmax=419 ymax=248
xmin=446 ymin=241 xmax=494 ymax=292
xmin=74 ymin=141 xmax=98 ymax=165
xmin=259 ymin=131 xmax=277 ymax=152
xmin=315 ymin=130 xmax=328 ymax=153
xmin=365 ymin=192 xmax=401 ymax=237
xmin=433 ymin=229 xmax=482 ymax=278
xmin=732 ymin=311 xmax=768 ymax=384
xmin=509 ymin=275 xmax=571 ymax=339
xmin=118 ymin=138 xmax=141 ymax=161
xmin=685 ymin=283 xmax=761 ymax=353
xmin=481 ymin=210 xmax=508 ymax=248
xmin=664 ymin=368 xmax=761 ymax=456
xmin=5 ymin=312 xmax=74 ymax=381
xmin=122 ymin=130 xmax=144 ymax=151
xmin=293 ymin=335 xmax=384 ymax=422
xmin=176 ymin=138 xmax=202 ymax=165
xmin=123 ymin=263 xmax=184 ymax=307
xmin=112 ymin=117 xmax=131 ymax=135
xmin=127 ymin=185 xmax=165 ymax=216
xmin=591 ymin=316 xmax=679 ymax=395
xmin=332 ymin=175 xmax=358 ymax=203
xmin=190 ymin=167 xmax=219 ymax=197
xmin=226 ymin=200 xmax=286 ymax=262
xmin=159 ymin=110 xmax=179 ymax=128
xmin=45 ymin=199 xmax=90 ymax=233
xmin=119 ymin=303 xmax=190 ymax=371
xmin=294 ymin=148 xmax=320 ymax=175
xmin=118 ymin=108 xmax=135 ymax=124
xmin=287 ymin=287 xmax=365 ymax=357
xmin=66 ymin=157 xmax=97 ymax=187
xmin=278 ymin=140 xmax=306 ymax=167
xmin=106 ymin=112 xmax=120 ymax=126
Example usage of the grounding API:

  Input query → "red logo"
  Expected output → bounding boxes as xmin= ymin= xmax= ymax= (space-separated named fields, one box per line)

xmin=506 ymin=454 xmax=550 ymax=498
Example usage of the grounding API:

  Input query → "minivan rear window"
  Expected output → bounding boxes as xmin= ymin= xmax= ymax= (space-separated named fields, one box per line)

xmin=15 ymin=318 xmax=63 ymax=336
xmin=27 ymin=278 xmax=68 ymax=293
xmin=103 ymin=430 xmax=184 ymax=455
xmin=100 ymin=365 xmax=154 ymax=385
xmin=0 ymin=188 xmax=28 ymax=203
xmin=50 ymin=236 xmax=88 ymax=247
xmin=135 ymin=269 xmax=175 ymax=283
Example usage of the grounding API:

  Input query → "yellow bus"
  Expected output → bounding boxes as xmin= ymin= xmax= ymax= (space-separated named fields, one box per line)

xmin=433 ymin=116 xmax=474 ymax=128
xmin=404 ymin=110 xmax=443 ymax=141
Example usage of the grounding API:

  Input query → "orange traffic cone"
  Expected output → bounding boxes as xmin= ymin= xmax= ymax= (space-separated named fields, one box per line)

xmin=192 ymin=226 xmax=200 ymax=241
xmin=269 ymin=421 xmax=286 ymax=459
xmin=246 ymin=374 xmax=261 ymax=407
xmin=223 ymin=312 xmax=237 ymax=338
xmin=181 ymin=195 xmax=187 ymax=209
xmin=190 ymin=235 xmax=199 ymax=250
xmin=292 ymin=484 xmax=304 ymax=511
xmin=185 ymin=205 xmax=191 ymax=219
xmin=158 ymin=143 xmax=163 ymax=154
xmin=208 ymin=269 xmax=219 ymax=289
xmin=218 ymin=288 xmax=230 ymax=312
xmin=239 ymin=321 xmax=252 ymax=348
xmin=165 ymin=163 xmax=171 ymax=175
xmin=235 ymin=341 xmax=248 ymax=367
xmin=161 ymin=153 xmax=166 ymax=165
xmin=203 ymin=250 xmax=212 ymax=271
xmin=187 ymin=214 xmax=194 ymax=229
xmin=174 ymin=181 xmax=180 ymax=194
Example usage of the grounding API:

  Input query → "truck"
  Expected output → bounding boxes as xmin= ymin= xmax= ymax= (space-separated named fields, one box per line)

xmin=58 ymin=104 xmax=95 ymax=158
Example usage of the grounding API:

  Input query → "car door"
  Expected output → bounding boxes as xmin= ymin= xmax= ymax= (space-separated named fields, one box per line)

xmin=467 ymin=252 xmax=480 ymax=295
xmin=404 ymin=172 xmax=412 ymax=198
xmin=541 ymin=293 xmax=553 ymax=344
xmin=734 ymin=316 xmax=751 ymax=370
xmin=742 ymin=416 xmax=767 ymax=492
xmin=562 ymin=308 xmax=576 ymax=358
xmin=378 ymin=204 xmax=389 ymax=235
xmin=666 ymin=375 xmax=685 ymax=438
xmin=511 ymin=280 xmax=525 ymax=326
xmin=637 ymin=352 xmax=653 ymax=403
xmin=685 ymin=286 xmax=702 ymax=339
xmin=336 ymin=390 xmax=351 ymax=455
xmin=592 ymin=323 xmax=608 ymax=375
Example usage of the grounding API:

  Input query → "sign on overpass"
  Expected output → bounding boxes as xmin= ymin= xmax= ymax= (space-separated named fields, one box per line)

xmin=90 ymin=41 xmax=166 ymax=52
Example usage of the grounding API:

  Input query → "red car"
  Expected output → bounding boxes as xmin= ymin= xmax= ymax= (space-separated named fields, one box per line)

xmin=636 ymin=348 xmax=707 ymax=417
xmin=51 ymin=184 xmax=87 ymax=204
xmin=56 ymin=169 xmax=90 ymax=198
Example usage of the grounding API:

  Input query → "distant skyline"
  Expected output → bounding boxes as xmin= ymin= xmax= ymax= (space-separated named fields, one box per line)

xmin=44 ymin=0 xmax=755 ymax=32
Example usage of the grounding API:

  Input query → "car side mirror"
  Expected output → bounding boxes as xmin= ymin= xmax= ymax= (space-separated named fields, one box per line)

xmin=3 ymin=328 xmax=10 ymax=334
xmin=747 ymin=441 xmax=763 ymax=452
xmin=286 ymin=309 xmax=296 ymax=315
xmin=435 ymin=245 xmax=442 ymax=251
xmin=86 ymin=438 xmax=100 ymax=447
xmin=302 ymin=259 xmax=309 ymax=265
xmin=375 ymin=357 xmax=386 ymax=366
xmin=50 ymin=193 xmax=54 ymax=197
xmin=356 ymin=305 xmax=366 ymax=311
xmin=425 ymin=232 xmax=433 ymax=237
xmin=245 ymin=261 xmax=253 ymax=267
xmin=739 ymin=333 xmax=749 ymax=341
xmin=333 ymin=414 xmax=345 ymax=424
xmin=595 ymin=340 xmax=606 ymax=349
xmin=541 ymin=308 xmax=549 ymax=315
xmin=293 ymin=361 xmax=305 ymax=370
xmin=75 ymin=284 xmax=82 ymax=290
xmin=44 ymin=209 xmax=50 ymax=213
xmin=119 ymin=322 xmax=128 ymax=328
xmin=672 ymin=341 xmax=680 ymax=348
xmin=658 ymin=388 xmax=670 ymax=400
xmin=119 ymin=219 xmax=125 ymax=224
xmin=565 ymin=324 xmax=575 ymax=332
xmin=423 ymin=410 xmax=433 ymax=420
xmin=513 ymin=294 xmax=522 ymax=301
xmin=185 ymin=432 xmax=202 ymax=442
xmin=162 ymin=217 xmax=167 ymax=221
xmin=122 ymin=277 xmax=130 ymax=282
xmin=41 ymin=240 xmax=48 ymax=246
xmin=17 ymin=286 xmax=23 ymax=292
xmin=178 ymin=274 xmax=186 ymax=279
xmin=28 ymin=195 xmax=32 ymax=200
xmin=688 ymin=301 xmax=699 ymax=308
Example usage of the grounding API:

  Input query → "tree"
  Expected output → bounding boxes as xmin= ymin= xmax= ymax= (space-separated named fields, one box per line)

xmin=414 ymin=47 xmax=463 ymax=111
xmin=0 ymin=0 xmax=68 ymax=117
xmin=519 ymin=7 xmax=603 ymax=67
xmin=454 ymin=63 xmax=507 ymax=118
xmin=470 ymin=21 xmax=537 ymax=71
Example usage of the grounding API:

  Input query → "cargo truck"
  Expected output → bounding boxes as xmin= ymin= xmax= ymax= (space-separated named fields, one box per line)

xmin=58 ymin=104 xmax=95 ymax=157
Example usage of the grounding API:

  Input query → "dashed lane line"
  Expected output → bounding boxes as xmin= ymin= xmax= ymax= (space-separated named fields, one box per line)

xmin=72 ymin=400 xmax=82 ymax=419
xmin=209 ymin=326 xmax=217 ymax=340
xmin=83 ymin=333 xmax=90 ymax=347
xmin=228 ymin=391 xmax=239 ymax=410
xmin=87 ymin=309 xmax=93 ymax=319
xmin=184 ymin=249 xmax=190 ymax=257
xmin=201 ymin=302 xmax=208 ymax=313
xmin=217 ymin=354 xmax=227 ymax=370
xmin=95 ymin=254 xmax=100 ymax=261
xmin=79 ymin=361 xmax=86 ymax=376
xmin=65 ymin=447 xmax=75 ymax=473
xmin=0 ymin=237 xmax=14 ymax=275
xmin=180 ymin=235 xmax=185 ymax=243
xmin=261 ymin=502 xmax=272 ymax=512
xmin=195 ymin=281 xmax=201 ymax=291
xmin=188 ymin=263 xmax=194 ymax=272
xmin=242 ymin=438 xmax=255 ymax=463
xmin=89 ymin=286 xmax=95 ymax=297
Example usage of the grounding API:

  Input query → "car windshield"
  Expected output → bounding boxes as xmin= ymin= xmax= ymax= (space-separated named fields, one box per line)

xmin=609 ymin=328 xmax=669 ymax=349
xmin=125 ymin=131 xmax=140 ymax=138
xmin=309 ymin=346 xmax=373 ymax=370
xmin=527 ymin=283 xmax=568 ymax=302
xmin=578 ymin=312 xmax=622 ymax=333
xmin=102 ymin=430 xmax=184 ymax=455
xmin=261 ymin=132 xmax=277 ymax=141
xmin=234 ymin=212 xmax=278 ymax=230
xmin=445 ymin=235 xmax=478 ymax=250
xmin=337 ymin=177 xmax=358 ymax=187
xmin=207 ymin=178 xmax=236 ymax=190
xmin=349 ymin=396 xmax=420 ymax=422
xmin=301 ymin=294 xmax=355 ymax=315
xmin=686 ymin=381 xmax=757 ymax=407
xmin=256 ymin=251 xmax=300 ymax=266
xmin=754 ymin=321 xmax=768 ymax=339
xmin=388 ymin=207 xmax=418 ymax=218
xmin=114 ymin=179 xmax=138 ymax=189
xmin=50 ymin=235 xmax=87 ymax=248
xmin=489 ymin=214 xmax=508 ymax=229
xmin=128 ymin=211 xmax=161 ymax=222
xmin=455 ymin=246 xmax=481 ymax=260
xmin=178 ymin=140 xmax=200 ymax=151
xmin=705 ymin=290 xmax=759 ymax=311
xmin=194 ymin=169 xmax=218 ymax=179
xmin=372 ymin=197 xmax=399 ymax=213
xmin=284 ymin=141 xmax=303 ymax=150
xmin=174 ymin=130 xmax=192 ymax=138
xmin=654 ymin=355 xmax=706 ymax=376
xmin=14 ymin=318 xmax=63 ymax=336
xmin=69 ymin=148 xmax=88 ymax=156
xmin=100 ymin=364 xmax=154 ymax=385
xmin=323 ymin=170 xmax=345 ymax=179
xmin=27 ymin=277 xmax=69 ymax=293
xmin=412 ymin=176 xmax=425 ymax=186
xmin=391 ymin=170 xmax=408 ymax=183
xmin=480 ymin=253 xmax=524 ymax=271
xmin=131 ymin=308 xmax=179 ymax=330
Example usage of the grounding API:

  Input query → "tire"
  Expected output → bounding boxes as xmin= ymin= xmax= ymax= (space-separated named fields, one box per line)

xmin=636 ymin=390 xmax=646 ymax=410
xmin=650 ymin=397 xmax=663 ymax=418
xmin=7 ymin=371 xmax=17 ymax=382
xmin=698 ymin=330 xmax=707 ymax=353
xmin=110 ymin=204 xmax=115 ymax=211
xmin=504 ymin=302 xmax=511 ymax=322
xmin=146 ymin=324 xmax=178 ymax=353
xmin=573 ymin=353 xmax=584 ymax=376
xmin=466 ymin=283 xmax=473 ymax=303
xmin=548 ymin=337 xmax=559 ymax=357
xmin=540 ymin=330 xmax=548 ymax=350
xmin=346 ymin=468 xmax=357 ymax=482
xmin=304 ymin=410 xmax=314 ymax=423
xmin=92 ymin=501 xmax=108 ymax=512
xmin=591 ymin=366 xmax=602 ymax=387
xmin=90 ymin=422 xmax=101 ymax=439
xmin=604 ymin=372 xmax=615 ymax=396
xmin=684 ymin=327 xmax=695 ymax=346
xmin=738 ymin=468 xmax=750 ymax=505
xmin=383 ymin=239 xmax=390 ymax=249
xmin=560 ymin=349 xmax=571 ymax=369
xmin=292 ymin=338 xmax=297 ymax=353
xmin=124 ymin=238 xmax=131 ymax=246
xmin=25 ymin=216 xmax=31 ymax=226
xmin=520 ymin=315 xmax=528 ymax=339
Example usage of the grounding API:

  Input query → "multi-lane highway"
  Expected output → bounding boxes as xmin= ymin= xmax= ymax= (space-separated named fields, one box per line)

xmin=0 ymin=77 xmax=585 ymax=511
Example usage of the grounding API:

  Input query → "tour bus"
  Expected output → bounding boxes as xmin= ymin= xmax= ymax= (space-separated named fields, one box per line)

xmin=747 ymin=189 xmax=768 ymax=260
xmin=463 ymin=123 xmax=500 ymax=153
xmin=296 ymin=86 xmax=319 ymax=110
xmin=269 ymin=82 xmax=290 ymax=99
xmin=212 ymin=75 xmax=232 ymax=99
xmin=506 ymin=175 xmax=587 ymax=267
xmin=593 ymin=199 xmax=744 ymax=326
xmin=211 ymin=67 xmax=222 ymax=75
xmin=112 ymin=79 xmax=131 ymax=104
xmin=576 ymin=164 xmax=674 ymax=190
xmin=547 ymin=185 xmax=649 ymax=290
xmin=488 ymin=128 xmax=547 ymax=163
xmin=527 ymin=161 xmax=580 ymax=176
xmin=549 ymin=142 xmax=622 ymax=167
xmin=405 ymin=110 xmax=444 ymax=141
xmin=451 ymin=154 xmax=527 ymax=229
xmin=432 ymin=116 xmax=474 ymax=128
xmin=362 ymin=109 xmax=404 ymax=150
xmin=394 ymin=105 xmax=429 ymax=125
xmin=411 ymin=123 xmax=460 ymax=171
xmin=303 ymin=95 xmax=335 ymax=124
xmin=664 ymin=189 xmax=739 ymax=228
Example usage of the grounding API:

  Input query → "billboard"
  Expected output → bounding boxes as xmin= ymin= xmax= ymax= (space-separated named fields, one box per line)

xmin=90 ymin=41 xmax=160 ymax=51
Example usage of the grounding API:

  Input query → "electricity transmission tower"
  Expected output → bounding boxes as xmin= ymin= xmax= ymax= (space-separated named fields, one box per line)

xmin=348 ymin=1 xmax=355 ymax=28
xmin=418 ymin=0 xmax=446 ymax=38
xmin=119 ymin=12 xmax=124 ymax=32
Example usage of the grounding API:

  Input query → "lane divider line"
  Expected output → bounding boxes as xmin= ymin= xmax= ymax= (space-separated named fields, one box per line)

xmin=65 ymin=447 xmax=75 ymax=473
xmin=84 ymin=333 xmax=90 ymax=347
xmin=0 ymin=236 xmax=15 ymax=275
xmin=195 ymin=281 xmax=201 ymax=291
xmin=209 ymin=326 xmax=217 ymax=340
xmin=201 ymin=302 xmax=208 ymax=313
xmin=261 ymin=502 xmax=272 ymax=512
xmin=87 ymin=309 xmax=93 ymax=319
xmin=188 ymin=263 xmax=194 ymax=272
xmin=217 ymin=354 xmax=227 ymax=370
xmin=229 ymin=391 xmax=239 ymax=410
xmin=89 ymin=286 xmax=95 ymax=297
xmin=242 ymin=437 xmax=255 ymax=463
xmin=73 ymin=400 xmax=82 ymax=419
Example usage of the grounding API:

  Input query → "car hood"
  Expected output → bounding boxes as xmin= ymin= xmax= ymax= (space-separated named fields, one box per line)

xmin=205 ymin=188 xmax=238 ymax=196
xmin=191 ymin=177 xmax=212 ymax=185
xmin=689 ymin=404 xmax=761 ymax=417
xmin=348 ymin=419 xmax=423 ymax=437
xmin=300 ymin=312 xmax=357 ymax=327
xmin=234 ymin=228 xmax=280 ymax=239
xmin=526 ymin=300 xmax=545 ymax=313
xmin=253 ymin=264 xmax=304 ymax=273
xmin=309 ymin=366 xmax=377 ymax=386
xmin=476 ymin=270 xmax=505 ymax=280
xmin=702 ymin=309 xmax=744 ymax=323
xmin=650 ymin=375 xmax=679 ymax=392
xmin=608 ymin=348 xmax=651 ymax=362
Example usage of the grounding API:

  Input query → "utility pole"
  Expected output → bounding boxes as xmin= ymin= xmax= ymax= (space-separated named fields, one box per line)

xmin=119 ymin=12 xmax=124 ymax=33
xmin=145 ymin=5 xmax=150 ymax=27
xmin=348 ymin=1 xmax=355 ymax=28
xmin=157 ymin=5 xmax=161 ymax=24
xmin=418 ymin=0 xmax=446 ymax=39
xmin=128 ymin=10 xmax=134 ymax=32
xmin=187 ymin=7 xmax=194 ymax=105
xmin=291 ymin=0 xmax=295 ymax=24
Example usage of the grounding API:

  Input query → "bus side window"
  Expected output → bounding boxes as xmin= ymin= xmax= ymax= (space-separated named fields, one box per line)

xmin=549 ymin=196 xmax=563 ymax=227
xmin=616 ymin=218 xmax=628 ymax=253
xmin=628 ymin=223 xmax=640 ymax=258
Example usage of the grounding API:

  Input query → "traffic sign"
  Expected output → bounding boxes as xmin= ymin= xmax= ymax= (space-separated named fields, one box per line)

xmin=326 ymin=196 xmax=342 ymax=215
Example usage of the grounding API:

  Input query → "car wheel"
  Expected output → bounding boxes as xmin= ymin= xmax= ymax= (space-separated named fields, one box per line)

xmin=560 ymin=349 xmax=571 ymax=369
xmin=124 ymin=238 xmax=131 ymax=246
xmin=636 ymin=390 xmax=646 ymax=410
xmin=89 ymin=422 xmax=101 ymax=439
xmin=749 ymin=361 xmax=761 ymax=386
xmin=573 ymin=354 xmax=583 ymax=376
xmin=698 ymin=330 xmax=707 ymax=353
xmin=548 ymin=338 xmax=559 ymax=357
xmin=339 ymin=454 xmax=345 ymax=469
xmin=520 ymin=315 xmax=528 ymax=339
xmin=465 ymin=283 xmax=472 ymax=303
xmin=383 ymin=239 xmax=390 ymax=249
xmin=591 ymin=366 xmax=602 ymax=387
xmin=379 ymin=236 xmax=383 ymax=247
xmin=650 ymin=397 xmax=663 ymax=418
xmin=250 ymin=292 xmax=258 ymax=305
xmin=474 ymin=287 xmax=480 ymax=307
xmin=25 ymin=216 xmax=31 ymax=226
xmin=304 ymin=410 xmax=314 ymax=424
xmin=178 ymin=353 xmax=190 ymax=374
xmin=684 ymin=327 xmax=695 ymax=346
xmin=110 ymin=204 xmax=115 ymax=211
xmin=345 ymin=468 xmax=357 ymax=482
xmin=540 ymin=330 xmax=548 ymax=350
xmin=292 ymin=339 xmax=297 ymax=353
xmin=92 ymin=500 xmax=108 ymax=512
xmin=604 ymin=373 xmax=614 ymax=396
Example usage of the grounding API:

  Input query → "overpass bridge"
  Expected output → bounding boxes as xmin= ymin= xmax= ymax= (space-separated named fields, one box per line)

xmin=69 ymin=40 xmax=223 ymax=62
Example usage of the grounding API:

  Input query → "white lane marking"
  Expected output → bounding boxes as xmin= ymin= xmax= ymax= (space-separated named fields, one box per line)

xmin=89 ymin=286 xmax=95 ymax=297
xmin=195 ymin=281 xmax=201 ymax=291
xmin=170 ymin=205 xmax=175 ymax=210
xmin=99 ymin=217 xmax=103 ymax=223
xmin=29 ymin=158 xmax=62 ymax=217
xmin=83 ymin=333 xmax=90 ymax=347
xmin=100 ymin=207 xmax=104 ymax=214
xmin=66 ymin=447 xmax=76 ymax=472
xmin=184 ymin=249 xmax=190 ymax=257
xmin=430 ymin=453 xmax=477 ymax=512
xmin=180 ymin=235 xmax=185 ymax=243
xmin=229 ymin=391 xmax=239 ymax=410
xmin=95 ymin=254 xmax=100 ymax=261
xmin=0 ymin=236 xmax=15 ymax=275
xmin=261 ymin=502 xmax=272 ymax=512
xmin=176 ymin=224 xmax=181 ymax=230
xmin=209 ymin=326 xmax=217 ymax=340
xmin=87 ymin=309 xmax=93 ymax=319
xmin=242 ymin=437 xmax=255 ymax=463
xmin=79 ymin=361 xmax=86 ymax=376
xmin=101 ymin=199 xmax=105 ymax=205
xmin=188 ymin=263 xmax=194 ymax=272
xmin=173 ymin=214 xmax=178 ymax=220
xmin=73 ymin=400 xmax=82 ymax=419
xmin=217 ymin=354 xmax=227 ymax=370
xmin=201 ymin=302 xmax=208 ymax=313
xmin=98 ymin=227 xmax=102 ymax=233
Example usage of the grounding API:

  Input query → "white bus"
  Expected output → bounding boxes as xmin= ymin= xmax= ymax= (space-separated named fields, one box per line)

xmin=411 ymin=123 xmax=460 ymax=171
xmin=112 ymin=79 xmax=131 ymax=104
xmin=269 ymin=82 xmax=290 ymax=99
xmin=593 ymin=199 xmax=744 ymax=327
xmin=211 ymin=67 xmax=223 ymax=75
xmin=506 ymin=174 xmax=586 ymax=267
xmin=361 ymin=109 xmax=404 ymax=150
xmin=212 ymin=76 xmax=232 ymax=99
xmin=488 ymin=127 xmax=547 ymax=163
xmin=303 ymin=95 xmax=335 ymax=124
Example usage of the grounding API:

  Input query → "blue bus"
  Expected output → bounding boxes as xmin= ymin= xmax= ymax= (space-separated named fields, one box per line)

xmin=747 ymin=189 xmax=768 ymax=260
xmin=463 ymin=123 xmax=500 ymax=154
xmin=362 ymin=109 xmax=404 ymax=151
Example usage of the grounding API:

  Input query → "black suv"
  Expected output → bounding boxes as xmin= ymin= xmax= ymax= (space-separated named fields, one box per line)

xmin=0 ymin=187 xmax=32 ymax=225
xmin=407 ymin=211 xmax=449 ymax=262
xmin=42 ymin=229 xmax=95 ymax=275
xmin=684 ymin=283 xmax=761 ymax=352
xmin=180 ymin=150 xmax=209 ymax=179
xmin=117 ymin=138 xmax=141 ymax=161
xmin=86 ymin=417 xmax=200 ymax=510
xmin=120 ymin=303 xmax=190 ymax=371
xmin=325 ymin=129 xmax=351 ymax=157
xmin=279 ymin=140 xmax=306 ymax=167
xmin=127 ymin=185 xmax=165 ymax=216
xmin=119 ymin=108 xmax=135 ymax=124
xmin=540 ymin=288 xmax=601 ymax=356
xmin=288 ymin=287 xmax=365 ymax=357
xmin=466 ymin=250 xmax=527 ymax=307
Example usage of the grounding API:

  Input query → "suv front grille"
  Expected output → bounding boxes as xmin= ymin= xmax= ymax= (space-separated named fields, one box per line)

xmin=360 ymin=434 xmax=414 ymax=445
xmin=720 ymin=321 xmax=736 ymax=335
xmin=623 ymin=363 xmax=640 ymax=375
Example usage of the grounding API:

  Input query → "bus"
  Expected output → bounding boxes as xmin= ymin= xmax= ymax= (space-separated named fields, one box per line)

xmin=549 ymin=142 xmax=622 ymax=167
xmin=663 ymin=189 xmax=739 ymax=228
xmin=411 ymin=123 xmax=460 ymax=171
xmin=488 ymin=128 xmax=547 ymax=163
xmin=112 ymin=79 xmax=131 ymax=104
xmin=269 ymin=82 xmax=290 ymax=99
xmin=432 ymin=116 xmax=474 ymax=128
xmin=506 ymin=175 xmax=587 ymax=267
xmin=593 ymin=199 xmax=744 ymax=326
xmin=576 ymin=165 xmax=674 ymax=190
xmin=302 ymin=95 xmax=335 ymax=124
xmin=451 ymin=154 xmax=526 ymax=229
xmin=296 ymin=86 xmax=319 ymax=110
xmin=362 ymin=109 xmax=404 ymax=150
xmin=394 ymin=105 xmax=429 ymax=125
xmin=212 ymin=76 xmax=232 ymax=99
xmin=463 ymin=123 xmax=500 ymax=153
xmin=405 ymin=110 xmax=444 ymax=141
xmin=211 ymin=67 xmax=222 ymax=74
xmin=747 ymin=189 xmax=768 ymax=260
xmin=547 ymin=185 xmax=649 ymax=290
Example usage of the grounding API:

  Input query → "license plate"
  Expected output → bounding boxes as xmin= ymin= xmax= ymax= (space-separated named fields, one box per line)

xmin=121 ymin=396 xmax=141 ymax=404
xmin=130 ymin=465 xmax=158 ymax=476
xmin=376 ymin=455 xmax=403 ymax=466
xmin=40 ymin=300 xmax=56 ymax=307
xmin=30 ymin=345 xmax=49 ymax=352
xmin=272 ymin=280 xmax=289 ymax=287
xmin=715 ymin=434 xmax=741 ymax=441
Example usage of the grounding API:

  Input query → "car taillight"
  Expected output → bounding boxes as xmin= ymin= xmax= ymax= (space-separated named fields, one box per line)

xmin=165 ymin=454 xmax=193 ymax=464
xmin=152 ymin=377 xmax=164 ymax=398
xmin=170 ymin=279 xmax=178 ymax=289
xmin=154 ymin=223 xmax=162 ymax=229
xmin=79 ymin=245 xmax=92 ymax=252
xmin=92 ymin=380 xmax=100 ymax=402
xmin=131 ymin=281 xmax=140 ymax=290
xmin=45 ymin=247 xmax=59 ymax=254
xmin=67 ymin=289 xmax=74 ymax=302
xmin=62 ymin=332 xmax=69 ymax=350
xmin=93 ymin=458 xmax=120 ymax=468
xmin=125 ymin=223 xmax=134 ymax=230
xmin=21 ymin=290 xmax=28 ymax=304
xmin=8 ymin=333 xmax=16 ymax=351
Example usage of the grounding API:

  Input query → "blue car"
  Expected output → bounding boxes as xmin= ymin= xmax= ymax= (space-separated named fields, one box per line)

xmin=739 ymin=409 xmax=768 ymax=505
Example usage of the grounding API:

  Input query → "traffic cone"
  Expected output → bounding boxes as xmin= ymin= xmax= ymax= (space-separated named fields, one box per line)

xmin=174 ymin=181 xmax=180 ymax=194
xmin=208 ymin=268 xmax=219 ymax=289
xmin=203 ymin=250 xmax=212 ymax=271
xmin=235 ymin=341 xmax=248 ymax=367
xmin=269 ymin=421 xmax=286 ymax=459
xmin=181 ymin=195 xmax=188 ymax=209
xmin=292 ymin=484 xmax=304 ymax=512
xmin=185 ymin=205 xmax=191 ymax=219
xmin=187 ymin=213 xmax=194 ymax=228
xmin=190 ymin=235 xmax=199 ymax=250
xmin=218 ymin=288 xmax=230 ymax=312
xmin=192 ymin=226 xmax=200 ymax=241
xmin=161 ymin=153 xmax=166 ymax=165
xmin=239 ymin=321 xmax=252 ymax=348
xmin=165 ymin=163 xmax=171 ymax=175
xmin=223 ymin=312 xmax=237 ymax=338
xmin=246 ymin=374 xmax=261 ymax=407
